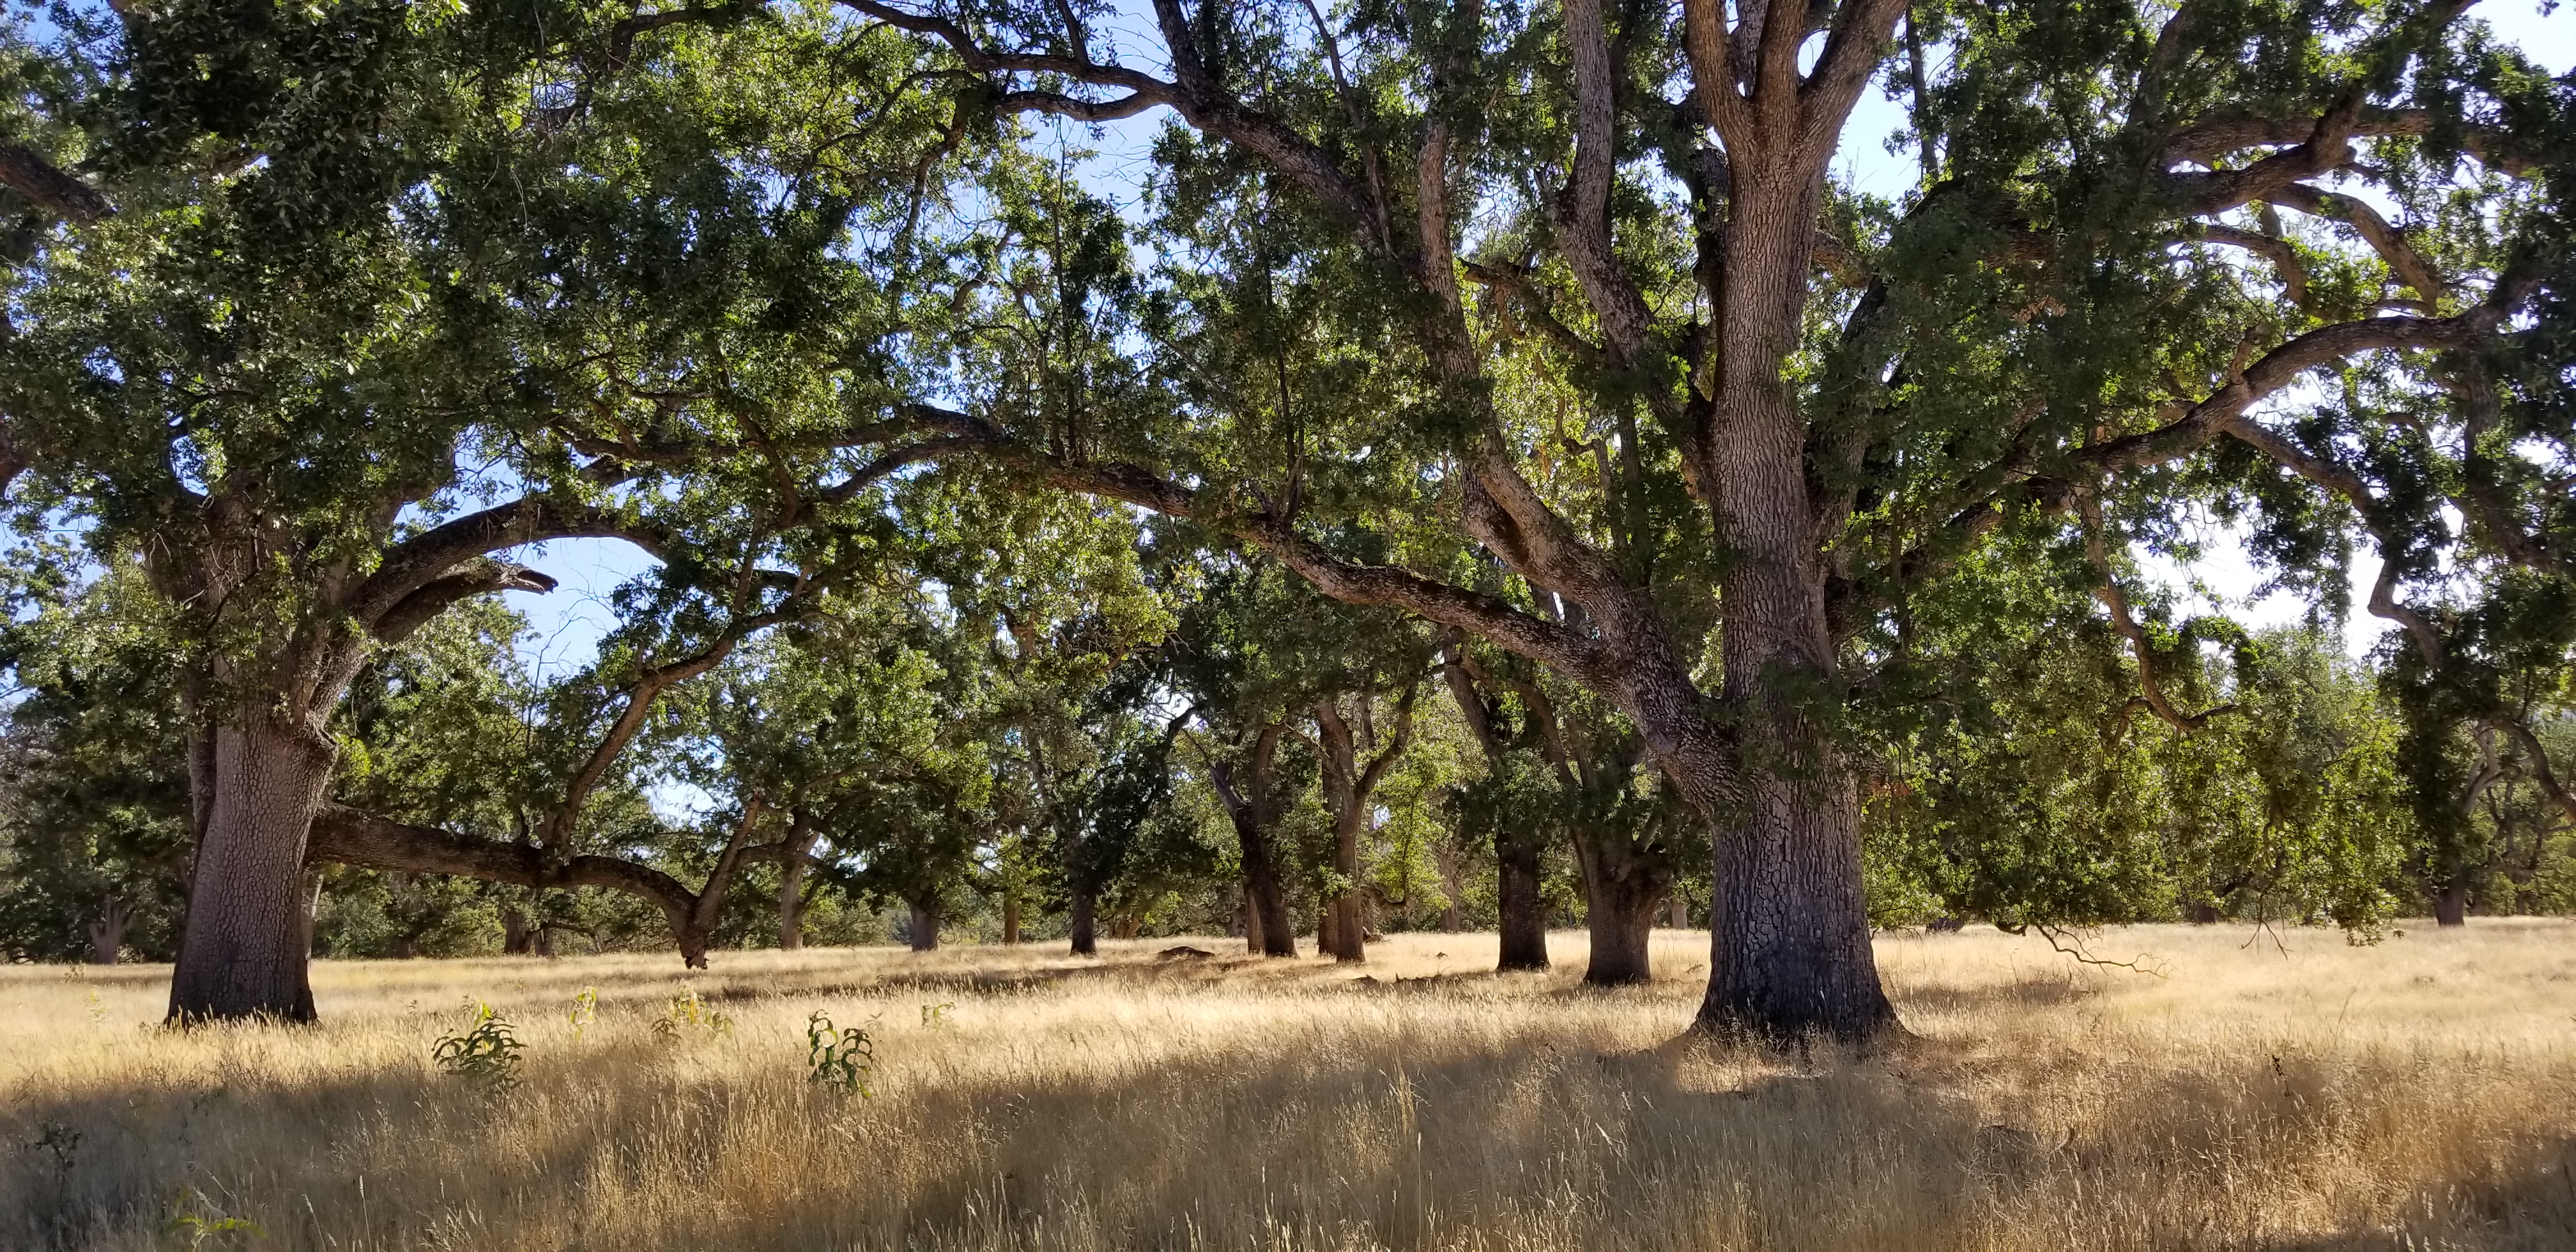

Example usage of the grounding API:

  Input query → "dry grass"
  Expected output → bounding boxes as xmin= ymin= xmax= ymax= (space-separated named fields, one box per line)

xmin=4 ymin=923 xmax=2575 ymax=1251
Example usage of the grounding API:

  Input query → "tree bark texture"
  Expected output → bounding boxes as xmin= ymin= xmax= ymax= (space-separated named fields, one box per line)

xmin=167 ymin=717 xmax=337 ymax=1023
xmin=907 ymin=899 xmax=941 ymax=952
xmin=503 ymin=908 xmax=534 ymax=955
xmin=1002 ymin=890 xmax=1022 ymax=945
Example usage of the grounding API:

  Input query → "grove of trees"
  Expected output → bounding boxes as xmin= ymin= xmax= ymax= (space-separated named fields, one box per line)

xmin=0 ymin=0 xmax=2570 ymax=1042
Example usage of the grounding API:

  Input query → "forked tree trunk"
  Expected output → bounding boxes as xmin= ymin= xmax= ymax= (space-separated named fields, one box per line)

xmin=1213 ymin=745 xmax=1298 ymax=958
xmin=167 ymin=717 xmax=337 ymax=1023
xmin=1069 ymin=887 xmax=1098 ymax=956
xmin=2435 ymin=880 xmax=2469 ymax=927
xmin=1496 ymin=830 xmax=1550 ymax=971
xmin=1574 ymin=828 xmax=1664 ymax=986
xmin=88 ymin=897 xmax=129 ymax=966
xmin=1236 ymin=820 xmax=1297 ymax=957
xmin=907 ymin=899 xmax=940 ymax=952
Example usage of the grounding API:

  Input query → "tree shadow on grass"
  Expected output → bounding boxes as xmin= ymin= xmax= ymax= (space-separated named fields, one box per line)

xmin=5 ymin=993 xmax=2571 ymax=1251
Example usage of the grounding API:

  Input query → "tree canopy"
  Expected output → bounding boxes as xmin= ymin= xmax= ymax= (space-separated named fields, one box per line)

xmin=0 ymin=0 xmax=2570 ymax=1042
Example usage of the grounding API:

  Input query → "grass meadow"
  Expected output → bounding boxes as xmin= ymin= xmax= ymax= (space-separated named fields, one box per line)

xmin=4 ymin=922 xmax=2574 ymax=1251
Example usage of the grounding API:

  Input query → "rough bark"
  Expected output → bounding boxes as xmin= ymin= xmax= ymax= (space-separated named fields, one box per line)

xmin=502 ymin=907 xmax=534 ymax=954
xmin=1687 ymin=767 xmax=1894 ymax=1040
xmin=167 ymin=716 xmax=337 ymax=1023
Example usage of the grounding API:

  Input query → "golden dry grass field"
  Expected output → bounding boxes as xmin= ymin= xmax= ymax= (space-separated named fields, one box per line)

xmin=4 ymin=923 xmax=2575 ymax=1251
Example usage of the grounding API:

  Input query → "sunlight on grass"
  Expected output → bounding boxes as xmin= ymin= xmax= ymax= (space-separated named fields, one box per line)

xmin=5 ymin=924 xmax=2574 ymax=1250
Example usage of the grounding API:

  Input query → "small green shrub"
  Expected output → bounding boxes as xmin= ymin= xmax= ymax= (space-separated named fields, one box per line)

xmin=921 ymin=1000 xmax=955 ymax=1028
xmin=652 ymin=988 xmax=731 ymax=1040
xmin=566 ymin=986 xmax=598 ymax=1040
xmin=806 ymin=1010 xmax=875 ymax=1095
xmin=431 ymin=1000 xmax=525 ymax=1088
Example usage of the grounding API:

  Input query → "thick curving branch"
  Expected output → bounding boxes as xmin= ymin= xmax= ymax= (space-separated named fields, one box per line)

xmin=0 ymin=140 xmax=112 ymax=223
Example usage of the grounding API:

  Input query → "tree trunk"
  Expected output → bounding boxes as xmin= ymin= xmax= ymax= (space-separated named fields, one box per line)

xmin=1496 ymin=828 xmax=1550 ymax=971
xmin=1573 ymin=828 xmax=1664 ymax=986
xmin=1213 ymin=746 xmax=1298 ymax=958
xmin=88 ymin=897 xmax=128 ymax=966
xmin=1002 ymin=890 xmax=1022 ymax=945
xmin=2435 ymin=879 xmax=2469 ymax=927
xmin=2186 ymin=901 xmax=2221 ymax=924
xmin=534 ymin=924 xmax=558 ymax=958
xmin=778 ymin=820 xmax=820 ymax=950
xmin=1240 ymin=890 xmax=1261 ymax=953
xmin=677 ymin=922 xmax=711 ymax=968
xmin=1069 ymin=887 xmax=1097 ymax=956
xmin=394 ymin=933 xmax=420 ymax=959
xmin=1690 ymin=768 xmax=1895 ymax=1041
xmin=907 ymin=899 xmax=940 ymax=952
xmin=503 ymin=907 xmax=533 ymax=955
xmin=1236 ymin=816 xmax=1298 ymax=957
xmin=167 ymin=716 xmax=336 ymax=1023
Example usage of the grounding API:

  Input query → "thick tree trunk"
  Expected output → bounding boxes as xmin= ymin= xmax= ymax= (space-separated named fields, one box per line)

xmin=1574 ymin=829 xmax=1665 ymax=986
xmin=394 ymin=934 xmax=420 ymax=959
xmin=1236 ymin=820 xmax=1298 ymax=957
xmin=88 ymin=897 xmax=128 ymax=965
xmin=2186 ymin=901 xmax=2221 ymax=924
xmin=907 ymin=899 xmax=940 ymax=952
xmin=1213 ymin=747 xmax=1299 ymax=958
xmin=167 ymin=717 xmax=335 ymax=1023
xmin=2435 ymin=880 xmax=2469 ymax=927
xmin=1002 ymin=890 xmax=1022 ymax=945
xmin=677 ymin=923 xmax=711 ymax=969
xmin=503 ymin=907 xmax=533 ymax=954
xmin=1496 ymin=829 xmax=1550 ymax=971
xmin=1069 ymin=887 xmax=1098 ymax=956
xmin=1690 ymin=769 xmax=1894 ymax=1041
xmin=1240 ymin=890 xmax=1262 ymax=953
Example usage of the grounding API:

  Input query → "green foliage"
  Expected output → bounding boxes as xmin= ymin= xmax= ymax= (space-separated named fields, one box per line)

xmin=430 ymin=1000 xmax=525 ymax=1088
xmin=653 ymin=989 xmax=731 ymax=1040
xmin=804 ymin=1010 xmax=875 ymax=1096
